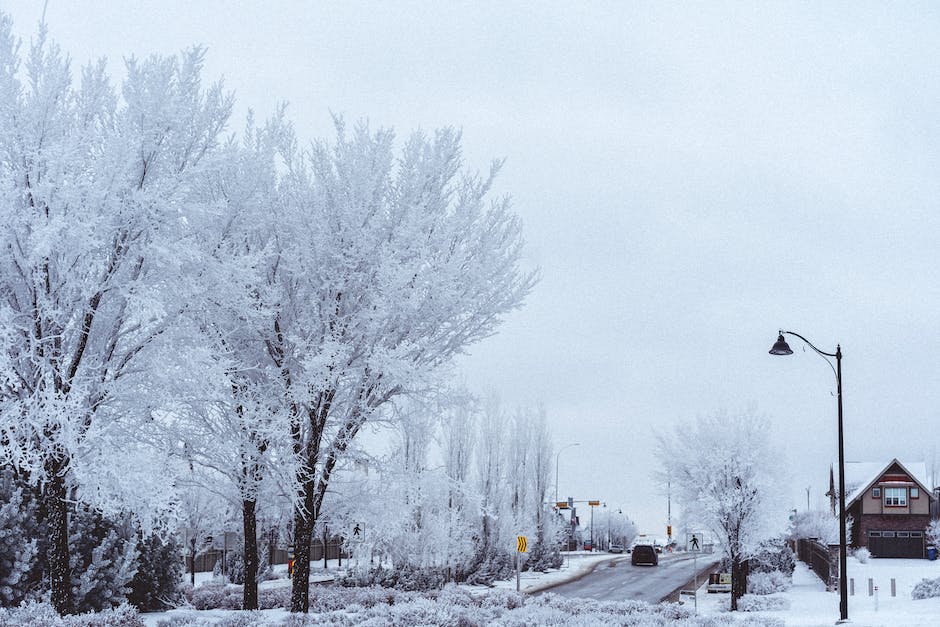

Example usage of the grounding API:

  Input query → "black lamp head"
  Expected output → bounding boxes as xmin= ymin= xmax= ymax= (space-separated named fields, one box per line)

xmin=769 ymin=333 xmax=793 ymax=355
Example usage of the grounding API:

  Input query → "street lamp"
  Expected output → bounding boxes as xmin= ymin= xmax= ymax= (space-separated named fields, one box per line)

xmin=769 ymin=330 xmax=847 ymax=623
xmin=554 ymin=442 xmax=581 ymax=503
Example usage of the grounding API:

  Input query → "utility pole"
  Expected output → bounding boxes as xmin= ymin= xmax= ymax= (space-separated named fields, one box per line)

xmin=667 ymin=481 xmax=672 ymax=543
xmin=806 ymin=486 xmax=811 ymax=511
xmin=586 ymin=500 xmax=601 ymax=550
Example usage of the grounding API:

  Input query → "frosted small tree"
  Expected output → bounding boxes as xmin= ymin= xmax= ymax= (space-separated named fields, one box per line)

xmin=658 ymin=409 xmax=783 ymax=610
xmin=927 ymin=519 xmax=940 ymax=550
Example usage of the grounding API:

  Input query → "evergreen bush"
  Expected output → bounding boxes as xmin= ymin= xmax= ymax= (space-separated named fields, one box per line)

xmin=128 ymin=532 xmax=182 ymax=611
xmin=0 ymin=471 xmax=43 ymax=606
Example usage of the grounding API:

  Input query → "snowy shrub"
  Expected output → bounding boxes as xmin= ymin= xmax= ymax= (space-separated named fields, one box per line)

xmin=212 ymin=612 xmax=269 ymax=627
xmin=0 ymin=601 xmax=143 ymax=626
xmin=747 ymin=570 xmax=791 ymax=595
xmin=257 ymin=586 xmax=290 ymax=610
xmin=732 ymin=594 xmax=791 ymax=612
xmin=222 ymin=550 xmax=245 ymax=585
xmin=0 ymin=472 xmax=42 ymax=607
xmin=185 ymin=581 xmax=241 ymax=611
xmin=749 ymin=537 xmax=795 ymax=576
xmin=927 ymin=519 xmax=940 ymax=550
xmin=912 ymin=576 xmax=940 ymax=599
xmin=337 ymin=564 xmax=444 ymax=591
xmin=128 ymin=531 xmax=183 ymax=611
xmin=478 ymin=588 xmax=525 ymax=611
xmin=524 ymin=541 xmax=563 ymax=572
xmin=68 ymin=507 xmax=140 ymax=613
xmin=465 ymin=549 xmax=514 ymax=586
xmin=854 ymin=547 xmax=871 ymax=563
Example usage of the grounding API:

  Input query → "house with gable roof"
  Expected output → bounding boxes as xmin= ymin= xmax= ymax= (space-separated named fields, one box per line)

xmin=844 ymin=458 xmax=935 ymax=558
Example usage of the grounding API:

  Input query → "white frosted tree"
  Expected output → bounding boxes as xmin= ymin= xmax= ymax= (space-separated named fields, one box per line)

xmin=0 ymin=16 xmax=232 ymax=612
xmin=165 ymin=113 xmax=297 ymax=609
xmin=657 ymin=409 xmax=784 ymax=610
xmin=248 ymin=121 xmax=536 ymax=612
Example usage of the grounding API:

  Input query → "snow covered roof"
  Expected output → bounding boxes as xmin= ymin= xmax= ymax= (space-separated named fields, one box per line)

xmin=844 ymin=459 xmax=932 ymax=507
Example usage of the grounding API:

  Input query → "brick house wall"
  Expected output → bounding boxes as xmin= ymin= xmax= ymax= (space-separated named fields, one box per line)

xmin=854 ymin=513 xmax=931 ymax=548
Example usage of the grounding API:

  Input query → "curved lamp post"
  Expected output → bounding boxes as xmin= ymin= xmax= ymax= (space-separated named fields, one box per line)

xmin=769 ymin=331 xmax=847 ymax=623
xmin=555 ymin=442 xmax=581 ymax=504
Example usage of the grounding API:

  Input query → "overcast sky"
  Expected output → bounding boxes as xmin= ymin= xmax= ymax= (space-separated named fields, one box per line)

xmin=7 ymin=1 xmax=940 ymax=536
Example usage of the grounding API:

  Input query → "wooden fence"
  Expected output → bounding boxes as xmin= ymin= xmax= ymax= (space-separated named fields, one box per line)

xmin=796 ymin=538 xmax=839 ymax=591
xmin=190 ymin=538 xmax=346 ymax=573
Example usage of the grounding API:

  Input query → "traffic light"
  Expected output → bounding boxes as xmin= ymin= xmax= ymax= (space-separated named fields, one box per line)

xmin=667 ymin=525 xmax=672 ymax=537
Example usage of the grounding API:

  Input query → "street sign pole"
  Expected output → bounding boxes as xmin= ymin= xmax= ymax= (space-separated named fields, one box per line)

xmin=687 ymin=532 xmax=703 ymax=592
xmin=516 ymin=535 xmax=528 ymax=591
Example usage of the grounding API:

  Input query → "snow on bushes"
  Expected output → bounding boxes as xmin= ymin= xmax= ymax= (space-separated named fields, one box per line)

xmin=732 ymin=594 xmax=790 ymax=613
xmin=746 ymin=570 xmax=791 ymax=595
xmin=128 ymin=532 xmax=183 ymax=611
xmin=749 ymin=537 xmax=795 ymax=577
xmin=0 ymin=601 xmax=143 ymax=626
xmin=853 ymin=547 xmax=871 ymax=563
xmin=337 ymin=564 xmax=445 ymax=591
xmin=157 ymin=583 xmax=785 ymax=625
xmin=183 ymin=581 xmax=290 ymax=611
xmin=912 ymin=576 xmax=940 ymax=599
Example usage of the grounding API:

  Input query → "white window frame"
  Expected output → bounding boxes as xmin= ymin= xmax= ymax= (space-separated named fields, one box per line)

xmin=884 ymin=487 xmax=907 ymax=507
xmin=872 ymin=487 xmax=882 ymax=498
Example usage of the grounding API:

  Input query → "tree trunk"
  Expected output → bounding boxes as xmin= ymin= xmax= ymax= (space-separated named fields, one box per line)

xmin=289 ymin=482 xmax=316 ymax=612
xmin=242 ymin=498 xmax=259 ymax=610
xmin=189 ymin=538 xmax=196 ymax=586
xmin=730 ymin=554 xmax=748 ymax=610
xmin=44 ymin=465 xmax=73 ymax=615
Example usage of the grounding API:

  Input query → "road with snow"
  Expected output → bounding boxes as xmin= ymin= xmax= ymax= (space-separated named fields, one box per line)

xmin=541 ymin=552 xmax=720 ymax=603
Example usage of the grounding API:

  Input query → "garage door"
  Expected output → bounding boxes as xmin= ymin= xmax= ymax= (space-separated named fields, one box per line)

xmin=868 ymin=531 xmax=925 ymax=558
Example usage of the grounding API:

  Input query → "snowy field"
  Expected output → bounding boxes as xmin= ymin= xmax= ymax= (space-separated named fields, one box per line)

xmin=694 ymin=556 xmax=940 ymax=627
xmin=7 ymin=553 xmax=940 ymax=625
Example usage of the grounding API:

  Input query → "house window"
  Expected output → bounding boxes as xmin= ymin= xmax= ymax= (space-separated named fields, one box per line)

xmin=897 ymin=531 xmax=910 ymax=538
xmin=882 ymin=531 xmax=896 ymax=538
xmin=869 ymin=531 xmax=882 ymax=537
xmin=884 ymin=487 xmax=907 ymax=506
xmin=872 ymin=487 xmax=881 ymax=498
xmin=912 ymin=532 xmax=923 ymax=538
xmin=911 ymin=487 xmax=919 ymax=499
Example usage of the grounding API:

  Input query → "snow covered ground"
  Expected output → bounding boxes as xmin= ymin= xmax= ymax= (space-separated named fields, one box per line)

xmin=131 ymin=553 xmax=940 ymax=625
xmin=140 ymin=552 xmax=619 ymax=625
xmin=694 ymin=556 xmax=940 ymax=626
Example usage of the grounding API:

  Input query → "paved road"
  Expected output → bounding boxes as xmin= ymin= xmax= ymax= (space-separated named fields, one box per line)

xmin=541 ymin=552 xmax=719 ymax=603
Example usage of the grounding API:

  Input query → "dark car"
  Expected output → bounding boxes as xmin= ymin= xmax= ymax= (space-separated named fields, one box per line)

xmin=631 ymin=544 xmax=658 ymax=566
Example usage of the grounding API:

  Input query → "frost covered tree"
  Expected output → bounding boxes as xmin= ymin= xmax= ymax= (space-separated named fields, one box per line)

xmin=165 ymin=116 xmax=296 ymax=609
xmin=0 ymin=15 xmax=232 ymax=613
xmin=789 ymin=509 xmax=841 ymax=545
xmin=468 ymin=398 xmax=562 ymax=580
xmin=251 ymin=121 xmax=536 ymax=612
xmin=657 ymin=409 xmax=783 ymax=610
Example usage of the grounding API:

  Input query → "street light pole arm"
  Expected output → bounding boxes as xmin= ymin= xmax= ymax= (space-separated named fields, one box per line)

xmin=780 ymin=330 xmax=840 ymax=382
xmin=780 ymin=330 xmax=837 ymax=358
